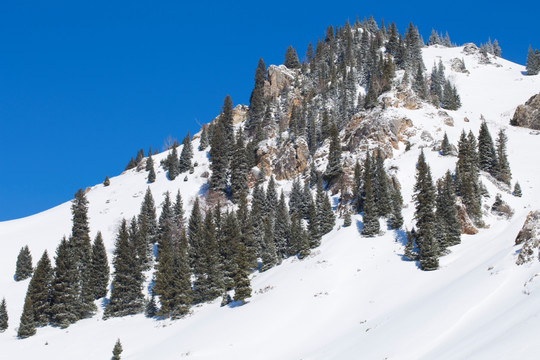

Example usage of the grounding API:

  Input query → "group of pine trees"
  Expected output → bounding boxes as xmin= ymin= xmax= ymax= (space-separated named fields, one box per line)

xmin=351 ymin=149 xmax=404 ymax=236
xmin=526 ymin=46 xmax=540 ymax=75
xmin=479 ymin=38 xmax=502 ymax=57
xmin=15 ymin=190 xmax=110 ymax=338
xmin=424 ymin=60 xmax=461 ymax=110
xmin=408 ymin=122 xmax=513 ymax=270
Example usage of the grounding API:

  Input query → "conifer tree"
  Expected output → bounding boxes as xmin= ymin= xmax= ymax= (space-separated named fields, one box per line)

xmin=112 ymin=339 xmax=123 ymax=360
xmin=288 ymin=178 xmax=304 ymax=217
xmin=266 ymin=175 xmax=278 ymax=216
xmin=157 ymin=191 xmax=174 ymax=259
xmin=170 ymin=231 xmax=193 ymax=319
xmin=145 ymin=153 xmax=154 ymax=171
xmin=17 ymin=296 xmax=36 ymax=339
xmin=513 ymin=182 xmax=522 ymax=197
xmin=147 ymin=165 xmax=156 ymax=183
xmin=0 ymin=298 xmax=7 ymax=332
xmin=220 ymin=210 xmax=240 ymax=290
xmin=374 ymin=149 xmax=392 ymax=217
xmin=284 ymin=45 xmax=301 ymax=69
xmin=441 ymin=132 xmax=451 ymax=156
xmin=145 ymin=294 xmax=157 ymax=318
xmin=103 ymin=176 xmax=110 ymax=186
xmin=230 ymin=130 xmax=249 ymax=203
xmin=233 ymin=242 xmax=251 ymax=303
xmin=166 ymin=144 xmax=180 ymax=180
xmin=456 ymin=131 xmax=482 ymax=221
xmin=352 ymin=161 xmax=363 ymax=213
xmin=404 ymin=228 xmax=417 ymax=260
xmin=260 ymin=216 xmax=278 ymax=272
xmin=343 ymin=210 xmax=352 ymax=227
xmin=199 ymin=126 xmax=209 ymax=151
xmin=494 ymin=129 xmax=511 ymax=185
xmin=202 ymin=209 xmax=224 ymax=300
xmin=27 ymin=251 xmax=52 ymax=326
xmin=90 ymin=232 xmax=109 ymax=299
xmin=50 ymin=237 xmax=80 ymax=328
xmin=316 ymin=177 xmax=335 ymax=235
xmin=247 ymin=58 xmax=266 ymax=134
xmin=104 ymin=220 xmax=144 ymax=318
xmin=139 ymin=187 xmax=158 ymax=246
xmin=413 ymin=151 xmax=439 ymax=270
xmin=209 ymin=124 xmax=229 ymax=193
xmin=389 ymin=182 xmax=404 ymax=230
xmin=188 ymin=198 xmax=206 ymax=303
xmin=435 ymin=171 xmax=461 ymax=250
xmin=323 ymin=122 xmax=343 ymax=185
xmin=526 ymin=46 xmax=540 ymax=75
xmin=15 ymin=245 xmax=33 ymax=281
xmin=178 ymin=132 xmax=193 ymax=173
xmin=478 ymin=121 xmax=497 ymax=173
xmin=274 ymin=191 xmax=290 ymax=260
xmin=361 ymin=165 xmax=379 ymax=237
xmin=413 ymin=64 xmax=427 ymax=99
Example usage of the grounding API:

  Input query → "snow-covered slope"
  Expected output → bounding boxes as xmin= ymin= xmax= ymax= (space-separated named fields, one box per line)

xmin=1 ymin=45 xmax=540 ymax=359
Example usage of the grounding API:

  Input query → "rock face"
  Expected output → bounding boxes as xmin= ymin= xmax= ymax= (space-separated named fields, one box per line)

xmin=511 ymin=93 xmax=540 ymax=130
xmin=515 ymin=211 xmax=540 ymax=265
xmin=456 ymin=198 xmax=478 ymax=235
xmin=272 ymin=137 xmax=310 ymax=181
xmin=265 ymin=65 xmax=295 ymax=100
xmin=450 ymin=58 xmax=469 ymax=74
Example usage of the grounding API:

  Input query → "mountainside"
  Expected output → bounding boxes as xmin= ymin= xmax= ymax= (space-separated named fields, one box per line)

xmin=1 ymin=23 xmax=540 ymax=359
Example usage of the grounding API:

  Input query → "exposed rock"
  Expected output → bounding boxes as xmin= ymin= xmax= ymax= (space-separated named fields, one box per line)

xmin=438 ymin=110 xmax=454 ymax=126
xmin=420 ymin=130 xmax=434 ymax=142
xmin=490 ymin=194 xmax=514 ymax=219
xmin=395 ymin=89 xmax=421 ymax=110
xmin=464 ymin=117 xmax=470 ymax=122
xmin=450 ymin=58 xmax=469 ymax=74
xmin=462 ymin=43 xmax=479 ymax=55
xmin=232 ymin=105 xmax=248 ymax=126
xmin=272 ymin=138 xmax=309 ymax=180
xmin=515 ymin=211 xmax=540 ymax=265
xmin=456 ymin=198 xmax=478 ymax=235
xmin=265 ymin=65 xmax=295 ymax=100
xmin=511 ymin=92 xmax=540 ymax=130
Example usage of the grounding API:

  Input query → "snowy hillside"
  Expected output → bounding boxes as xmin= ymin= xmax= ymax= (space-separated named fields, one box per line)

xmin=1 ymin=44 xmax=540 ymax=359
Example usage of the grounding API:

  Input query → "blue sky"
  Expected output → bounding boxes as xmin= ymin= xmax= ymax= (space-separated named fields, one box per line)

xmin=0 ymin=0 xmax=539 ymax=221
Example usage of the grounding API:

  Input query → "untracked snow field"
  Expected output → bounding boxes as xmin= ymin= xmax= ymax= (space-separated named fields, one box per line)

xmin=1 ymin=45 xmax=540 ymax=359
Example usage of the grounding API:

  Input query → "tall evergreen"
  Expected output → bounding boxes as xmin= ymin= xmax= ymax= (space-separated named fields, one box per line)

xmin=15 ymin=245 xmax=33 ymax=281
xmin=284 ymin=45 xmax=301 ymax=69
xmin=166 ymin=144 xmax=180 ymax=180
xmin=323 ymin=122 xmax=343 ymax=185
xmin=230 ymin=130 xmax=249 ymax=203
xmin=260 ymin=216 xmax=278 ymax=272
xmin=170 ymin=231 xmax=195 ymax=317
xmin=202 ymin=209 xmax=224 ymax=300
xmin=316 ymin=177 xmax=335 ymax=235
xmin=274 ymin=191 xmax=290 ymax=260
xmin=104 ymin=219 xmax=144 ymax=318
xmin=139 ymin=187 xmax=158 ymax=246
xmin=441 ymin=132 xmax=451 ymax=156
xmin=477 ymin=121 xmax=497 ymax=173
xmin=266 ymin=175 xmax=278 ymax=216
xmin=456 ymin=131 xmax=482 ymax=221
xmin=188 ymin=198 xmax=205 ymax=303
xmin=352 ymin=161 xmax=363 ymax=213
xmin=50 ymin=237 xmax=80 ymax=328
xmin=209 ymin=124 xmax=229 ymax=193
xmin=494 ymin=129 xmax=511 ymax=186
xmin=220 ymin=210 xmax=240 ymax=290
xmin=0 ymin=298 xmax=7 ymax=332
xmin=308 ymin=200 xmax=321 ymax=248
xmin=90 ymin=232 xmax=109 ymax=299
xmin=413 ymin=151 xmax=439 ymax=271
xmin=247 ymin=58 xmax=267 ymax=134
xmin=435 ymin=171 xmax=461 ymax=250
xmin=288 ymin=178 xmax=304 ymax=216
xmin=513 ymin=182 xmax=522 ymax=197
xmin=361 ymin=164 xmax=379 ymax=237
xmin=17 ymin=296 xmax=36 ymax=339
xmin=27 ymin=251 xmax=52 ymax=326
xmin=145 ymin=153 xmax=154 ymax=171
xmin=374 ymin=149 xmax=392 ymax=217
xmin=112 ymin=339 xmax=123 ymax=360
xmin=232 ymin=242 xmax=251 ymax=303
xmin=526 ymin=46 xmax=540 ymax=76
xmin=389 ymin=181 xmax=404 ymax=230
xmin=178 ymin=132 xmax=193 ymax=173
xmin=103 ymin=175 xmax=110 ymax=186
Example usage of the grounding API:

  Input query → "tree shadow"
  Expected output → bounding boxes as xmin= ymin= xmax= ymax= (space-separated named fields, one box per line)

xmin=356 ymin=218 xmax=364 ymax=234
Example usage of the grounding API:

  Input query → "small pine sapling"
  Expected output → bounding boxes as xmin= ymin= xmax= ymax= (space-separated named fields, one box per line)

xmin=0 ymin=298 xmax=8 ymax=332
xmin=112 ymin=339 xmax=123 ymax=360
xmin=513 ymin=182 xmax=522 ymax=197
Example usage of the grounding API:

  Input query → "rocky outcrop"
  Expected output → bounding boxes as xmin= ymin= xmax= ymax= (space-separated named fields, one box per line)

xmin=456 ymin=198 xmax=478 ymax=235
xmin=515 ymin=211 xmax=540 ymax=265
xmin=462 ymin=43 xmax=478 ymax=55
xmin=271 ymin=137 xmax=310 ymax=180
xmin=511 ymin=93 xmax=540 ymax=130
xmin=264 ymin=65 xmax=295 ymax=100
xmin=450 ymin=58 xmax=469 ymax=74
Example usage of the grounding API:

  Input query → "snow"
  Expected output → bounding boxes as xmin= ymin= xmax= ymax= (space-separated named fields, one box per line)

xmin=1 ymin=45 xmax=540 ymax=359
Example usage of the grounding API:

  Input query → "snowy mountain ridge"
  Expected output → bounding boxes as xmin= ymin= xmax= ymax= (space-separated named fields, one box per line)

xmin=1 ymin=40 xmax=540 ymax=359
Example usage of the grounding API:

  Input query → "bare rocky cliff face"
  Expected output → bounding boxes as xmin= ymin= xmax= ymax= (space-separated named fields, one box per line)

xmin=516 ymin=211 xmax=540 ymax=265
xmin=511 ymin=92 xmax=540 ymax=130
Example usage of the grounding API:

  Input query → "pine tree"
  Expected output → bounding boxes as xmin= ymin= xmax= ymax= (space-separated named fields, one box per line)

xmin=513 ymin=182 xmax=522 ymax=197
xmin=188 ymin=198 xmax=206 ymax=303
xmin=50 ymin=237 xmax=80 ymax=328
xmin=90 ymin=232 xmax=109 ymax=299
xmin=233 ymin=242 xmax=251 ymax=303
xmin=441 ymin=132 xmax=451 ymax=156
xmin=374 ymin=149 xmax=392 ymax=217
xmin=147 ymin=165 xmax=156 ymax=183
xmin=288 ymin=178 xmax=304 ymax=217
xmin=103 ymin=176 xmax=110 ymax=186
xmin=352 ymin=161 xmax=363 ymax=213
xmin=284 ymin=45 xmax=301 ymax=69
xmin=199 ymin=126 xmax=209 ymax=151
xmin=27 ymin=251 xmax=52 ymax=326
xmin=260 ymin=216 xmax=277 ymax=272
xmin=316 ymin=177 xmax=335 ymax=235
xmin=307 ymin=199 xmax=321 ymax=248
xmin=112 ymin=339 xmax=123 ymax=360
xmin=361 ymin=166 xmax=379 ymax=237
xmin=145 ymin=294 xmax=157 ymax=318
xmin=413 ymin=63 xmax=427 ymax=99
xmin=178 ymin=132 xmax=193 ymax=173
xmin=209 ymin=124 xmax=229 ymax=193
xmin=456 ymin=131 xmax=482 ymax=221
xmin=404 ymin=228 xmax=417 ymax=260
xmin=17 ymin=296 xmax=36 ymax=339
xmin=202 ymin=209 xmax=224 ymax=300
xmin=343 ymin=210 xmax=352 ymax=227
xmin=477 ymin=121 xmax=497 ymax=173
xmin=166 ymin=144 xmax=179 ymax=180
xmin=0 ymin=298 xmax=8 ymax=332
xmin=526 ymin=46 xmax=540 ymax=75
xmin=247 ymin=58 xmax=266 ymax=134
xmin=266 ymin=175 xmax=278 ymax=216
xmin=230 ymin=130 xmax=249 ymax=203
xmin=413 ymin=151 xmax=439 ymax=271
xmin=323 ymin=122 xmax=343 ymax=185
xmin=494 ymin=129 xmax=512 ymax=186
xmin=435 ymin=171 xmax=461 ymax=250
xmin=15 ymin=245 xmax=33 ymax=281
xmin=220 ymin=210 xmax=240 ymax=290
xmin=139 ymin=187 xmax=158 ymax=247
xmin=274 ymin=191 xmax=290 ymax=260
xmin=104 ymin=219 xmax=144 ymax=318
xmin=389 ymin=182 xmax=404 ymax=230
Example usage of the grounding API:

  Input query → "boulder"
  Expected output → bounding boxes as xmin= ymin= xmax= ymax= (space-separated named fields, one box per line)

xmin=511 ymin=92 xmax=540 ymax=130
xmin=515 ymin=211 xmax=540 ymax=265
xmin=450 ymin=58 xmax=469 ymax=74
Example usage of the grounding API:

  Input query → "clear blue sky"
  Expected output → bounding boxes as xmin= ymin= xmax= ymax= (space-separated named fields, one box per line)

xmin=1 ymin=0 xmax=539 ymax=221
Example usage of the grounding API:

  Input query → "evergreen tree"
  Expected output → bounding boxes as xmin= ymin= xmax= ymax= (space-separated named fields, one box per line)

xmin=389 ymin=182 xmax=404 ymax=230
xmin=373 ymin=149 xmax=392 ymax=217
xmin=343 ymin=210 xmax=352 ymax=227
xmin=308 ymin=200 xmax=321 ymax=248
xmin=513 ymin=182 xmax=522 ymax=197
xmin=157 ymin=191 xmax=174 ymax=259
xmin=247 ymin=58 xmax=266 ymax=134
xmin=266 ymin=175 xmax=278 ymax=216
xmin=139 ymin=187 xmax=158 ymax=246
xmin=404 ymin=228 xmax=417 ymax=260
xmin=104 ymin=219 xmax=144 ymax=318
xmin=178 ymin=132 xmax=193 ymax=173
xmin=233 ymin=242 xmax=251 ymax=303
xmin=202 ymin=209 xmax=224 ymax=300
xmin=284 ymin=45 xmax=301 ymax=69
xmin=145 ymin=153 xmax=154 ymax=171
xmin=260 ymin=216 xmax=278 ymax=272
xmin=90 ymin=232 xmax=109 ymax=299
xmin=494 ymin=129 xmax=512 ymax=186
xmin=477 ymin=121 xmax=497 ymax=173
xmin=125 ymin=157 xmax=136 ymax=171
xmin=413 ymin=151 xmax=439 ymax=271
xmin=166 ymin=144 xmax=180 ymax=180
xmin=316 ymin=177 xmax=335 ymax=235
xmin=220 ymin=210 xmax=240 ymax=290
xmin=274 ymin=191 xmax=290 ymax=260
xmin=147 ymin=165 xmax=156 ymax=183
xmin=230 ymin=130 xmax=249 ymax=203
xmin=50 ymin=237 xmax=80 ymax=328
xmin=323 ymin=122 xmax=343 ymax=185
xmin=0 ymin=298 xmax=7 ymax=332
xmin=352 ymin=161 xmax=363 ymax=213
xmin=103 ymin=176 xmax=110 ymax=186
xmin=15 ymin=245 xmax=33 ymax=281
xmin=27 ymin=251 xmax=52 ymax=326
xmin=112 ymin=339 xmax=123 ymax=360
xmin=456 ymin=131 xmax=482 ymax=221
xmin=441 ymin=132 xmax=451 ymax=156
xmin=188 ymin=198 xmax=206 ymax=303
xmin=145 ymin=294 xmax=157 ymax=318
xmin=17 ymin=296 xmax=36 ymax=339
xmin=526 ymin=46 xmax=540 ymax=75
xmin=199 ymin=126 xmax=209 ymax=151
xmin=209 ymin=124 xmax=229 ymax=193
xmin=288 ymin=178 xmax=304 ymax=216
xmin=435 ymin=171 xmax=461 ymax=250
xmin=413 ymin=63 xmax=427 ymax=99
xmin=361 ymin=164 xmax=379 ymax=237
